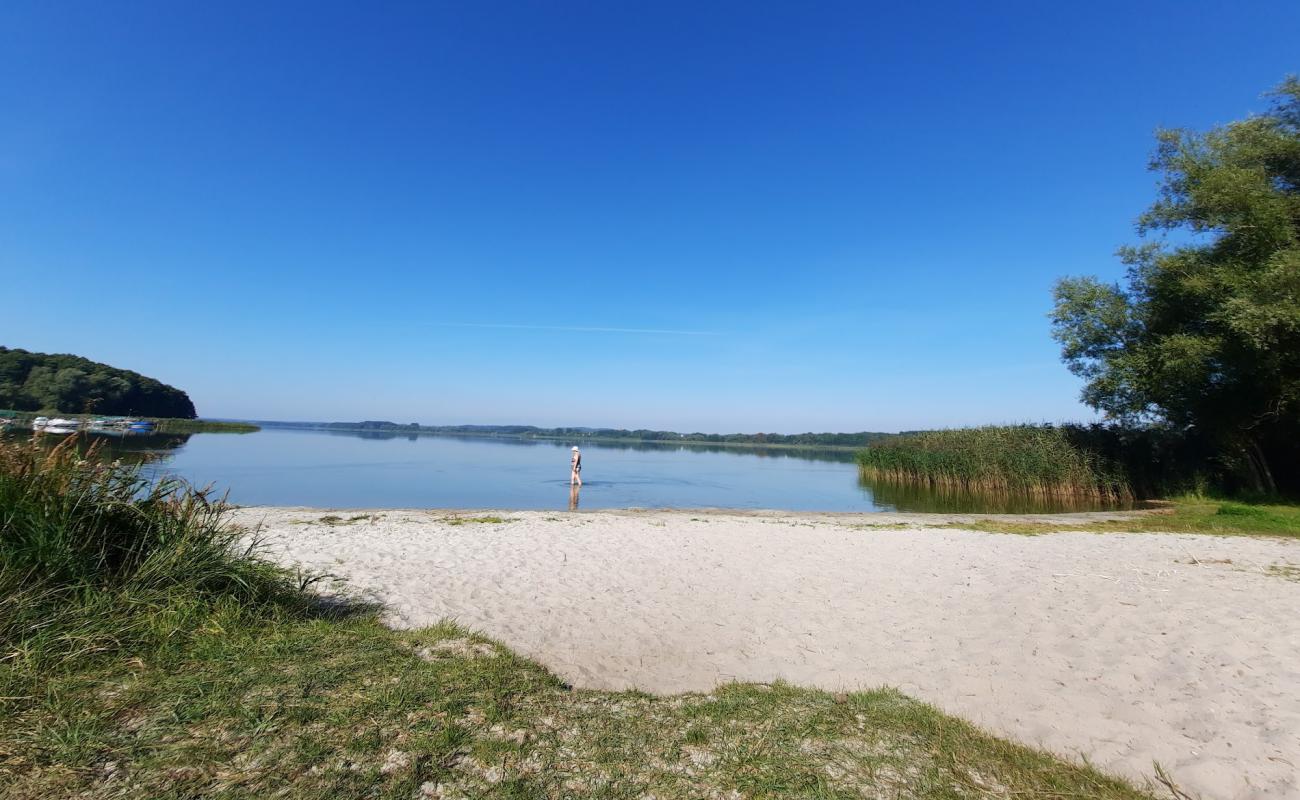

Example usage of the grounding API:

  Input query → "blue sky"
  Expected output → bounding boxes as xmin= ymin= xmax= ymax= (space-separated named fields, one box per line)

xmin=2 ymin=2 xmax=1297 ymax=432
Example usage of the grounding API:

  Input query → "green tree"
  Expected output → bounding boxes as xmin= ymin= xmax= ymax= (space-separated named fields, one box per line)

xmin=1052 ymin=78 xmax=1300 ymax=493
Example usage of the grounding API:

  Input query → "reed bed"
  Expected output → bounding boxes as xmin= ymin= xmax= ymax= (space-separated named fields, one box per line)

xmin=150 ymin=418 xmax=260 ymax=434
xmin=856 ymin=425 xmax=1132 ymax=500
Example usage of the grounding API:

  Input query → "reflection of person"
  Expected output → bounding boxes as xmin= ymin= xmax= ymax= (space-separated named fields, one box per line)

xmin=570 ymin=446 xmax=582 ymax=487
xmin=568 ymin=481 xmax=580 ymax=511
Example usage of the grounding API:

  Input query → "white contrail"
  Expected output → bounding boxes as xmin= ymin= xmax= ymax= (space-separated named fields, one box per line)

xmin=426 ymin=322 xmax=720 ymax=336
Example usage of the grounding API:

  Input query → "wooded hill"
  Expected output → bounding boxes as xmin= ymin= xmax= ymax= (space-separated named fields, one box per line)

xmin=0 ymin=347 xmax=197 ymax=418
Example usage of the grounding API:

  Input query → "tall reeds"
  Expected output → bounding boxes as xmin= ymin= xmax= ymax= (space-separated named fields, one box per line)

xmin=0 ymin=435 xmax=300 ymax=670
xmin=856 ymin=425 xmax=1132 ymax=501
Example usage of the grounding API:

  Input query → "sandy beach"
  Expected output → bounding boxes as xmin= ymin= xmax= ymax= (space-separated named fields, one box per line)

xmin=231 ymin=507 xmax=1300 ymax=799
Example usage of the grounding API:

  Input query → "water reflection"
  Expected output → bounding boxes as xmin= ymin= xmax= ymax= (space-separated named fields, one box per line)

xmin=862 ymin=474 xmax=1136 ymax=514
xmin=325 ymin=429 xmax=421 ymax=442
xmin=1 ymin=429 xmax=192 ymax=464
xmin=0 ymin=426 xmax=1135 ymax=513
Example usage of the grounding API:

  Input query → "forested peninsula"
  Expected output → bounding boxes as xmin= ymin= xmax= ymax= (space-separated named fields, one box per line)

xmin=0 ymin=347 xmax=197 ymax=419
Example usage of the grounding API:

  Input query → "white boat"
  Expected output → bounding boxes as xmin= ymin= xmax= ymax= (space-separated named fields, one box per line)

xmin=47 ymin=418 xmax=81 ymax=428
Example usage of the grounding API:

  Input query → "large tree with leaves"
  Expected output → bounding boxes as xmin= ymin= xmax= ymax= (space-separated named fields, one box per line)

xmin=1052 ymin=78 xmax=1300 ymax=493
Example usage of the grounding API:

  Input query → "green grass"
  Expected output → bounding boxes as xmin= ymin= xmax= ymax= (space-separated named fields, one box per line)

xmin=0 ymin=437 xmax=1161 ymax=799
xmin=929 ymin=497 xmax=1300 ymax=537
xmin=857 ymin=425 xmax=1130 ymax=501
xmin=1205 ymin=500 xmax=1300 ymax=533
xmin=0 ymin=436 xmax=303 ymax=670
xmin=1 ymin=618 xmax=1157 ymax=799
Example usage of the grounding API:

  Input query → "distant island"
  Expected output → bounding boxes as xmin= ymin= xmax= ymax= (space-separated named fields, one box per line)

xmin=0 ymin=347 xmax=196 ymax=418
xmin=249 ymin=419 xmax=898 ymax=448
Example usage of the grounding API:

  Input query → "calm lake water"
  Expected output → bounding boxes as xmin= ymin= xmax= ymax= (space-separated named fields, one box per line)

xmin=8 ymin=427 xmax=1128 ymax=513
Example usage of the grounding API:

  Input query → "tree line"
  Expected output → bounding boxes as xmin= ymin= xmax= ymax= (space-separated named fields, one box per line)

xmin=258 ymin=420 xmax=896 ymax=447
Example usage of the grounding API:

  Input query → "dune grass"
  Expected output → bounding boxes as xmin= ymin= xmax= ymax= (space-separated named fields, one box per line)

xmin=0 ymin=436 xmax=304 ymax=672
xmin=0 ymin=436 xmax=1160 ymax=799
xmin=857 ymin=426 xmax=1131 ymax=501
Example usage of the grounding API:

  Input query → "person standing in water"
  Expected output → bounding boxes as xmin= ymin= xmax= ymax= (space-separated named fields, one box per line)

xmin=570 ymin=446 xmax=582 ymax=487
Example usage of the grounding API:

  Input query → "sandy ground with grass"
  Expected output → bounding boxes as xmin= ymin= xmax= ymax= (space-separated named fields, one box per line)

xmin=231 ymin=507 xmax=1300 ymax=800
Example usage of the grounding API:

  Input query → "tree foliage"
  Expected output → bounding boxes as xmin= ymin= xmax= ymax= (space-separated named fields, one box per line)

xmin=0 ymin=347 xmax=197 ymax=418
xmin=1051 ymin=78 xmax=1300 ymax=491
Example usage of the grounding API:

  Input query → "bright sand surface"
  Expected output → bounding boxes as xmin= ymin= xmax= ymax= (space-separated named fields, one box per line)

xmin=231 ymin=507 xmax=1300 ymax=799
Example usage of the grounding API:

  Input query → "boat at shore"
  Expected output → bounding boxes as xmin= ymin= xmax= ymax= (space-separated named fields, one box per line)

xmin=32 ymin=416 xmax=81 ymax=432
xmin=26 ymin=416 xmax=156 ymax=434
xmin=84 ymin=417 xmax=158 ymax=432
xmin=32 ymin=417 xmax=82 ymax=434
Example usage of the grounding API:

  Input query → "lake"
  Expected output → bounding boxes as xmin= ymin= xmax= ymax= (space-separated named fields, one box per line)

xmin=5 ymin=427 xmax=1130 ymax=513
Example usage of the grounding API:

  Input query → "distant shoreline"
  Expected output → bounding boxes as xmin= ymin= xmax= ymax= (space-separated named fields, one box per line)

xmin=292 ymin=427 xmax=863 ymax=452
xmin=240 ymin=420 xmax=883 ymax=451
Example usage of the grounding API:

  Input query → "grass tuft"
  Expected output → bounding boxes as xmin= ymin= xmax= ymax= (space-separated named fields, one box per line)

xmin=0 ymin=435 xmax=308 ymax=672
xmin=442 ymin=516 xmax=511 ymax=526
xmin=929 ymin=496 xmax=1300 ymax=537
xmin=1265 ymin=564 xmax=1300 ymax=581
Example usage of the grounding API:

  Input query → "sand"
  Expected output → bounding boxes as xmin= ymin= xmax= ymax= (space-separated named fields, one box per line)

xmin=230 ymin=507 xmax=1300 ymax=799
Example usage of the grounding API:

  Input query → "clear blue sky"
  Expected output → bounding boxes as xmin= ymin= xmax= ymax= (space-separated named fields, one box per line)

xmin=2 ymin=2 xmax=1296 ymax=432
